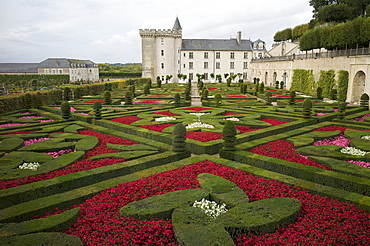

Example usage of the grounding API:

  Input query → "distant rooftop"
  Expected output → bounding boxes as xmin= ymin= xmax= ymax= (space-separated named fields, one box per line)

xmin=182 ymin=39 xmax=254 ymax=51
xmin=0 ymin=63 xmax=39 ymax=73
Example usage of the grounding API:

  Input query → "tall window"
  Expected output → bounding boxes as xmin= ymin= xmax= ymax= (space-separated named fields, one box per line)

xmin=243 ymin=72 xmax=248 ymax=80
xmin=216 ymin=52 xmax=220 ymax=59
xmin=230 ymin=62 xmax=235 ymax=69
xmin=59 ymin=69 xmax=63 ymax=74
xmin=189 ymin=52 xmax=194 ymax=59
xmin=204 ymin=62 xmax=208 ymax=69
xmin=230 ymin=52 xmax=235 ymax=59
xmin=243 ymin=62 xmax=248 ymax=69
xmin=244 ymin=52 xmax=248 ymax=59
xmin=216 ymin=62 xmax=220 ymax=69
xmin=52 ymin=69 xmax=56 ymax=74
xmin=161 ymin=38 xmax=164 ymax=45
xmin=204 ymin=73 xmax=208 ymax=80
xmin=189 ymin=62 xmax=194 ymax=69
xmin=44 ymin=69 xmax=49 ymax=74
xmin=161 ymin=63 xmax=164 ymax=69
xmin=189 ymin=73 xmax=193 ymax=80
xmin=161 ymin=50 xmax=164 ymax=56
xmin=204 ymin=52 xmax=208 ymax=59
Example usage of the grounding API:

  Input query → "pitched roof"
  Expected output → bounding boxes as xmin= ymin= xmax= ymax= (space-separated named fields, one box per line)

xmin=181 ymin=39 xmax=254 ymax=51
xmin=173 ymin=17 xmax=182 ymax=30
xmin=39 ymin=58 xmax=96 ymax=68
xmin=0 ymin=63 xmax=39 ymax=73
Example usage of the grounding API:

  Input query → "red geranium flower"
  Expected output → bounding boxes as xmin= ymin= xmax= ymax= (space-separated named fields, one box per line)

xmin=186 ymin=131 xmax=223 ymax=142
xmin=111 ymin=116 xmax=141 ymax=125
xmin=224 ymin=112 xmax=244 ymax=116
xmin=261 ymin=118 xmax=288 ymax=126
xmin=178 ymin=107 xmax=212 ymax=112
xmin=139 ymin=124 xmax=175 ymax=132
xmin=151 ymin=111 xmax=180 ymax=116
xmin=235 ymin=126 xmax=260 ymax=133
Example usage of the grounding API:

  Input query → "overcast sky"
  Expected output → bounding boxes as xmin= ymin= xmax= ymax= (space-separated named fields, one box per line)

xmin=0 ymin=0 xmax=313 ymax=64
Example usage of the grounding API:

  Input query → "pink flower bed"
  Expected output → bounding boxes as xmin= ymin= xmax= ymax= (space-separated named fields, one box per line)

xmin=0 ymin=123 xmax=29 ymax=128
xmin=53 ymin=106 xmax=77 ymax=112
xmin=133 ymin=100 xmax=166 ymax=104
xmin=151 ymin=111 xmax=180 ymax=116
xmin=139 ymin=124 xmax=175 ymax=132
xmin=56 ymin=160 xmax=370 ymax=245
xmin=227 ymin=95 xmax=248 ymax=98
xmin=17 ymin=116 xmax=43 ymax=119
xmin=178 ymin=107 xmax=212 ymax=112
xmin=313 ymin=136 xmax=350 ymax=147
xmin=314 ymin=126 xmax=370 ymax=135
xmin=250 ymin=139 xmax=331 ymax=170
xmin=352 ymin=113 xmax=370 ymax=122
xmin=111 ymin=116 xmax=141 ymax=125
xmin=208 ymin=88 xmax=218 ymax=91
xmin=186 ymin=131 xmax=223 ymax=142
xmin=2 ymin=130 xmax=35 ymax=135
xmin=348 ymin=160 xmax=370 ymax=169
xmin=0 ymin=131 xmax=137 ymax=190
xmin=261 ymin=118 xmax=288 ymax=126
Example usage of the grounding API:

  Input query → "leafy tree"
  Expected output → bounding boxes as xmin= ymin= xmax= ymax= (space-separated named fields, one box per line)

xmin=292 ymin=24 xmax=309 ymax=40
xmin=317 ymin=4 xmax=355 ymax=23
xmin=273 ymin=28 xmax=293 ymax=42
xmin=337 ymin=70 xmax=349 ymax=101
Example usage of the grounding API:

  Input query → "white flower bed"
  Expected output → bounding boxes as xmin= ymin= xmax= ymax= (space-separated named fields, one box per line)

xmin=323 ymin=100 xmax=338 ymax=104
xmin=340 ymin=147 xmax=369 ymax=156
xmin=223 ymin=117 xmax=240 ymax=121
xmin=193 ymin=198 xmax=228 ymax=219
xmin=300 ymin=95 xmax=312 ymax=98
xmin=19 ymin=162 xmax=40 ymax=171
xmin=189 ymin=113 xmax=210 ymax=117
xmin=361 ymin=135 xmax=370 ymax=140
xmin=186 ymin=122 xmax=215 ymax=129
xmin=82 ymin=95 xmax=94 ymax=98
xmin=154 ymin=117 xmax=176 ymax=122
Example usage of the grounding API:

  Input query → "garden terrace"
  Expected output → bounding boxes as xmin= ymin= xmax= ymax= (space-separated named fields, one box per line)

xmin=0 ymin=81 xmax=369 ymax=245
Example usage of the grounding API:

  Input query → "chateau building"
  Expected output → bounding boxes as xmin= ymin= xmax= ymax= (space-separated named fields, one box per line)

xmin=140 ymin=17 xmax=267 ymax=83
xmin=0 ymin=58 xmax=99 ymax=82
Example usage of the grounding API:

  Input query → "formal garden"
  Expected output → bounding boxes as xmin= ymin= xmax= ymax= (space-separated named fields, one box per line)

xmin=0 ymin=78 xmax=369 ymax=245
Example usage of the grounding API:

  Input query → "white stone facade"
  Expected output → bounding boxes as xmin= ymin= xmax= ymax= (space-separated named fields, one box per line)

xmin=140 ymin=18 xmax=267 ymax=83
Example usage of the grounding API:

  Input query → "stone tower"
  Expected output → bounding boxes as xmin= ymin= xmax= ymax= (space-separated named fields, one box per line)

xmin=139 ymin=17 xmax=182 ymax=83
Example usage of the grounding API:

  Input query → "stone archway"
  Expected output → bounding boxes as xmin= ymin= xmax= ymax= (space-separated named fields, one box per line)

xmin=352 ymin=71 xmax=366 ymax=103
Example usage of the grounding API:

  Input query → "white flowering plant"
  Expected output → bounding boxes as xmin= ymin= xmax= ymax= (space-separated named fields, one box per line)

xmin=323 ymin=100 xmax=338 ymax=104
xmin=154 ymin=117 xmax=176 ymax=122
xmin=192 ymin=198 xmax=228 ymax=219
xmin=223 ymin=117 xmax=240 ymax=121
xmin=186 ymin=122 xmax=215 ymax=129
xmin=361 ymin=135 xmax=370 ymax=140
xmin=340 ymin=147 xmax=369 ymax=156
xmin=18 ymin=162 xmax=40 ymax=171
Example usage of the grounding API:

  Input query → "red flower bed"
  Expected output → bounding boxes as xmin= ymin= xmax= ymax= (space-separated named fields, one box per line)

xmin=186 ymin=131 xmax=223 ymax=142
xmin=272 ymin=93 xmax=282 ymax=95
xmin=134 ymin=100 xmax=166 ymax=104
xmin=228 ymin=95 xmax=248 ymax=98
xmin=61 ymin=160 xmax=369 ymax=245
xmin=261 ymin=118 xmax=288 ymax=126
xmin=0 ymin=131 xmax=137 ymax=190
xmin=224 ymin=112 xmax=244 ymax=116
xmin=249 ymin=139 xmax=331 ymax=170
xmin=139 ymin=124 xmax=175 ymax=132
xmin=151 ymin=111 xmax=180 ymax=116
xmin=2 ymin=130 xmax=35 ymax=135
xmin=178 ymin=107 xmax=212 ymax=112
xmin=111 ymin=116 xmax=141 ymax=125
xmin=266 ymin=89 xmax=277 ymax=91
xmin=208 ymin=88 xmax=218 ymax=91
xmin=277 ymin=95 xmax=290 ymax=98
xmin=235 ymin=126 xmax=261 ymax=134
xmin=85 ymin=99 xmax=104 ymax=103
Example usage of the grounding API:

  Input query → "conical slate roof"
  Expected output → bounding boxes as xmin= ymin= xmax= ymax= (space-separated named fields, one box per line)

xmin=173 ymin=17 xmax=182 ymax=30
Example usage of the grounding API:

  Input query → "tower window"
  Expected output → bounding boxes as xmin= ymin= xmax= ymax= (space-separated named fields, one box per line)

xmin=161 ymin=63 xmax=164 ymax=69
xmin=161 ymin=38 xmax=164 ymax=45
xmin=216 ymin=52 xmax=220 ymax=59
xmin=161 ymin=50 xmax=164 ymax=56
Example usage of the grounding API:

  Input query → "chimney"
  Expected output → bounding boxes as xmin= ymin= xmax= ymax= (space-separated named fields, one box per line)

xmin=237 ymin=31 xmax=242 ymax=44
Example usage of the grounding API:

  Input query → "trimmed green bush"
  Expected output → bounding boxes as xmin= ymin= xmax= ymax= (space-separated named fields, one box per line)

xmin=103 ymin=91 xmax=111 ymax=105
xmin=316 ymin=87 xmax=323 ymax=100
xmin=330 ymin=89 xmax=337 ymax=100
xmin=60 ymin=101 xmax=71 ymax=120
xmin=124 ymin=90 xmax=133 ymax=105
xmin=302 ymin=98 xmax=312 ymax=118
xmin=63 ymin=87 xmax=71 ymax=101
xmin=1 ymin=232 xmax=83 ymax=245
xmin=337 ymin=102 xmax=346 ymax=119
xmin=93 ymin=101 xmax=102 ymax=119
xmin=24 ymin=93 xmax=32 ymax=109
xmin=214 ymin=94 xmax=222 ymax=107
xmin=174 ymin=93 xmax=181 ymax=107
xmin=222 ymin=121 xmax=236 ymax=151
xmin=289 ymin=91 xmax=296 ymax=105
xmin=258 ymin=83 xmax=264 ymax=94
xmin=173 ymin=123 xmax=187 ymax=152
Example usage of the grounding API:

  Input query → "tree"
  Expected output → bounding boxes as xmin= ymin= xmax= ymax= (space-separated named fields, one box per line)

xmin=292 ymin=24 xmax=309 ymax=40
xmin=273 ymin=28 xmax=293 ymax=42
xmin=309 ymin=0 xmax=346 ymax=17
xmin=317 ymin=4 xmax=355 ymax=23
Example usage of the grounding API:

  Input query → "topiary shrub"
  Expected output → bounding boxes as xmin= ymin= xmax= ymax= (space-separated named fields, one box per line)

xmin=265 ymin=91 xmax=273 ymax=105
xmin=337 ymin=101 xmax=346 ymax=119
xmin=185 ymin=88 xmax=191 ymax=100
xmin=280 ymin=81 xmax=284 ymax=89
xmin=35 ymin=92 xmax=42 ymax=109
xmin=74 ymin=87 xmax=82 ymax=99
xmin=222 ymin=120 xmax=237 ymax=151
xmin=173 ymin=123 xmax=187 ymax=152
xmin=214 ymin=94 xmax=222 ymax=107
xmin=93 ymin=101 xmax=102 ymax=119
xmin=104 ymin=91 xmax=112 ymax=105
xmin=63 ymin=87 xmax=71 ymax=101
xmin=289 ymin=91 xmax=296 ymax=105
xmin=302 ymin=98 xmax=312 ymax=118
xmin=60 ymin=101 xmax=71 ymax=120
xmin=156 ymin=76 xmax=162 ymax=88
xmin=144 ymin=84 xmax=150 ymax=95
xmin=255 ymin=83 xmax=259 ymax=95
xmin=198 ymin=81 xmax=204 ymax=91
xmin=360 ymin=93 xmax=369 ymax=107
xmin=174 ymin=93 xmax=181 ymax=107
xmin=316 ymin=87 xmax=323 ymax=100
xmin=240 ymin=84 xmax=247 ymax=94
xmin=125 ymin=90 xmax=133 ymax=105
xmin=330 ymin=89 xmax=337 ymax=100
xmin=201 ymin=88 xmax=208 ymax=101
xmin=24 ymin=93 xmax=32 ymax=109
xmin=226 ymin=78 xmax=231 ymax=87
xmin=275 ymin=81 xmax=279 ymax=89
xmin=258 ymin=83 xmax=265 ymax=94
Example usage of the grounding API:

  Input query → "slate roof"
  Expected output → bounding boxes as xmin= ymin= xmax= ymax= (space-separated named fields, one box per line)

xmin=173 ymin=17 xmax=182 ymax=30
xmin=0 ymin=63 xmax=39 ymax=73
xmin=39 ymin=58 xmax=96 ymax=68
xmin=182 ymin=39 xmax=254 ymax=51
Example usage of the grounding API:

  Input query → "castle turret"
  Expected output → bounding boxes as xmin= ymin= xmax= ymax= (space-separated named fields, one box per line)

xmin=139 ymin=18 xmax=182 ymax=82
